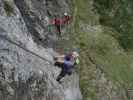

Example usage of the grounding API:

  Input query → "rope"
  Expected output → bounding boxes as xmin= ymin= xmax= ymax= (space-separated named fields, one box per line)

xmin=0 ymin=35 xmax=53 ymax=65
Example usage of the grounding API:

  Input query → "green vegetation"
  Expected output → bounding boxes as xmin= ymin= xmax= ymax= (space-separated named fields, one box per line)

xmin=93 ymin=0 xmax=133 ymax=51
xmin=71 ymin=0 xmax=133 ymax=99
xmin=3 ymin=0 xmax=13 ymax=16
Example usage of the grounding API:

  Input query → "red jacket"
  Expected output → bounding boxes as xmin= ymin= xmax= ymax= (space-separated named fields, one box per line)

xmin=63 ymin=16 xmax=71 ymax=24
xmin=51 ymin=16 xmax=72 ymax=25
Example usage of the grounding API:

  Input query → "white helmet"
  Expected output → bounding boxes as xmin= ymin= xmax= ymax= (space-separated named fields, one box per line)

xmin=72 ymin=51 xmax=79 ymax=58
xmin=64 ymin=12 xmax=68 ymax=16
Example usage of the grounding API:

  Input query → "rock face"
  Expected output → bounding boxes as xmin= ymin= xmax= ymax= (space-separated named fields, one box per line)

xmin=0 ymin=0 xmax=82 ymax=100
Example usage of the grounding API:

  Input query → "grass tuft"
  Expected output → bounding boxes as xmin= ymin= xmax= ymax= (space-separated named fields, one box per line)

xmin=3 ymin=0 xmax=13 ymax=16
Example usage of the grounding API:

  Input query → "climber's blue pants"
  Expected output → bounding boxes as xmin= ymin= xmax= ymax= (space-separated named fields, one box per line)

xmin=56 ymin=60 xmax=73 ymax=82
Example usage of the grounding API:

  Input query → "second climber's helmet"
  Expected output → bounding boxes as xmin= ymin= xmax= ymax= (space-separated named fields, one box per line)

xmin=72 ymin=51 xmax=79 ymax=58
xmin=64 ymin=12 xmax=68 ymax=16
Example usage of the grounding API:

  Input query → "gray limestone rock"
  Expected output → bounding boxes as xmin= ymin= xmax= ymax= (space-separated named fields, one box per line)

xmin=0 ymin=0 xmax=82 ymax=100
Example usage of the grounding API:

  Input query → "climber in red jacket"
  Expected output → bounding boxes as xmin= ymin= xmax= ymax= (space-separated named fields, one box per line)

xmin=51 ymin=13 xmax=72 ymax=35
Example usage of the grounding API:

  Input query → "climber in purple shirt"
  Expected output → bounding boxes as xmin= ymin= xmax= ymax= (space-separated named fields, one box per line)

xmin=54 ymin=51 xmax=79 ymax=83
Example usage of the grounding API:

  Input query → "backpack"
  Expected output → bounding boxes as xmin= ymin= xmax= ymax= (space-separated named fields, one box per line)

xmin=75 ymin=58 xmax=80 ymax=65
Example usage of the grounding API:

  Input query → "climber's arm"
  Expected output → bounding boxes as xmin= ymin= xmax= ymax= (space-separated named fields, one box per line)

xmin=56 ymin=55 xmax=65 ymax=58
xmin=54 ymin=55 xmax=65 ymax=60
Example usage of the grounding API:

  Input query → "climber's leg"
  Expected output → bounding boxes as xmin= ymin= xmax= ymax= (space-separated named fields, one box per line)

xmin=56 ymin=69 xmax=66 ymax=82
xmin=54 ymin=57 xmax=64 ymax=68
xmin=56 ymin=25 xmax=61 ymax=35
xmin=54 ymin=61 xmax=64 ymax=68
xmin=67 ymin=70 xmax=72 ymax=76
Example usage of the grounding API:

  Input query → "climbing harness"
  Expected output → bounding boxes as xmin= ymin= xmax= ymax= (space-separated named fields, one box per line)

xmin=0 ymin=35 xmax=53 ymax=65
